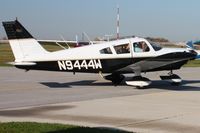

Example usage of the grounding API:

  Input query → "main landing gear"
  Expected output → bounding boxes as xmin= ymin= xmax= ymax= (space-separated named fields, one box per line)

xmin=125 ymin=76 xmax=151 ymax=88
xmin=104 ymin=70 xmax=182 ymax=88
xmin=104 ymin=73 xmax=151 ymax=88
xmin=104 ymin=73 xmax=125 ymax=86
xmin=160 ymin=70 xmax=182 ymax=85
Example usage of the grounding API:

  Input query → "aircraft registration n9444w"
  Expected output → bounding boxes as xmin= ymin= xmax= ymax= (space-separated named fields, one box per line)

xmin=57 ymin=59 xmax=102 ymax=70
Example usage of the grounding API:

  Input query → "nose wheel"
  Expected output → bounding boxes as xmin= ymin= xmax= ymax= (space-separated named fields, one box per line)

xmin=160 ymin=70 xmax=182 ymax=85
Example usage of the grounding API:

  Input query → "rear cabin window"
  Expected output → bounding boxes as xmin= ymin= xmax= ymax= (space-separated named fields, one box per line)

xmin=114 ymin=44 xmax=130 ymax=54
xmin=133 ymin=41 xmax=150 ymax=52
xmin=100 ymin=47 xmax=112 ymax=54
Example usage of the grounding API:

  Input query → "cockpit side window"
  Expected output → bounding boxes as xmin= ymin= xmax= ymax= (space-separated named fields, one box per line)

xmin=114 ymin=43 xmax=130 ymax=54
xmin=150 ymin=42 xmax=162 ymax=51
xmin=100 ymin=47 xmax=112 ymax=54
xmin=133 ymin=41 xmax=150 ymax=52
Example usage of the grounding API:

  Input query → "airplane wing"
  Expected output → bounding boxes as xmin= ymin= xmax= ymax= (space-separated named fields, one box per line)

xmin=38 ymin=40 xmax=103 ymax=46
xmin=38 ymin=40 xmax=90 ymax=47
xmin=38 ymin=40 xmax=77 ymax=43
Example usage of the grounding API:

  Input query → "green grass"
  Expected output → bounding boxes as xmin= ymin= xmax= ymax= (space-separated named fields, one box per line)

xmin=0 ymin=43 xmax=14 ymax=66
xmin=184 ymin=60 xmax=200 ymax=67
xmin=0 ymin=122 xmax=131 ymax=133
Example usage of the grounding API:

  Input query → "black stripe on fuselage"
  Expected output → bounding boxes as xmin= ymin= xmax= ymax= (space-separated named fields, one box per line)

xmin=15 ymin=52 xmax=196 ymax=74
xmin=16 ymin=58 xmax=135 ymax=73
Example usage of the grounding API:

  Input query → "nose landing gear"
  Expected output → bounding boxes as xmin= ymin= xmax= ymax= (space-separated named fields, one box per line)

xmin=160 ymin=70 xmax=182 ymax=85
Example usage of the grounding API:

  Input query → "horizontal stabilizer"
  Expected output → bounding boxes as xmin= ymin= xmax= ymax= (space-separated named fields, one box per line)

xmin=7 ymin=62 xmax=36 ymax=66
xmin=2 ymin=19 xmax=49 ymax=62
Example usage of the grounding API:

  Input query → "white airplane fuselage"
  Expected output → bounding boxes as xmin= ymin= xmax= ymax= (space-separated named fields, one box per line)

xmin=2 ymin=20 xmax=199 ymax=87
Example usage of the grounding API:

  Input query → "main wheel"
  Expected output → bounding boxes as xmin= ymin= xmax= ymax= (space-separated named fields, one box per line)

xmin=125 ymin=76 xmax=151 ymax=87
xmin=104 ymin=73 xmax=125 ymax=86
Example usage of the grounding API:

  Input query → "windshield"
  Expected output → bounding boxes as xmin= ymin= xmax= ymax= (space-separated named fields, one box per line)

xmin=149 ymin=41 xmax=162 ymax=51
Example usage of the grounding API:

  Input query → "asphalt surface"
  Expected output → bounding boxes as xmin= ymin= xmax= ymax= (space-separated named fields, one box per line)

xmin=0 ymin=67 xmax=200 ymax=133
xmin=0 ymin=67 xmax=166 ymax=109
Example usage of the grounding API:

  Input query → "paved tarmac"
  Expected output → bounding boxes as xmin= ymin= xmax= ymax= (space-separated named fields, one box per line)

xmin=0 ymin=67 xmax=200 ymax=133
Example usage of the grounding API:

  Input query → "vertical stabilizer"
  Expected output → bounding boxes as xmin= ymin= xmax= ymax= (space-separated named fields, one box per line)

xmin=2 ymin=20 xmax=48 ymax=62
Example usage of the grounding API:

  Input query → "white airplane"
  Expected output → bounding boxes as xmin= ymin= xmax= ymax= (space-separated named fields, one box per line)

xmin=2 ymin=20 xmax=200 ymax=88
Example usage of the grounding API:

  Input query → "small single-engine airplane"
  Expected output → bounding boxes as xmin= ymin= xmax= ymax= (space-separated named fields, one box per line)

xmin=2 ymin=20 xmax=200 ymax=87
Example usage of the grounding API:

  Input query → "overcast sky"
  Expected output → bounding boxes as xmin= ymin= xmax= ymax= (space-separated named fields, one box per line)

xmin=1 ymin=0 xmax=200 ymax=41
